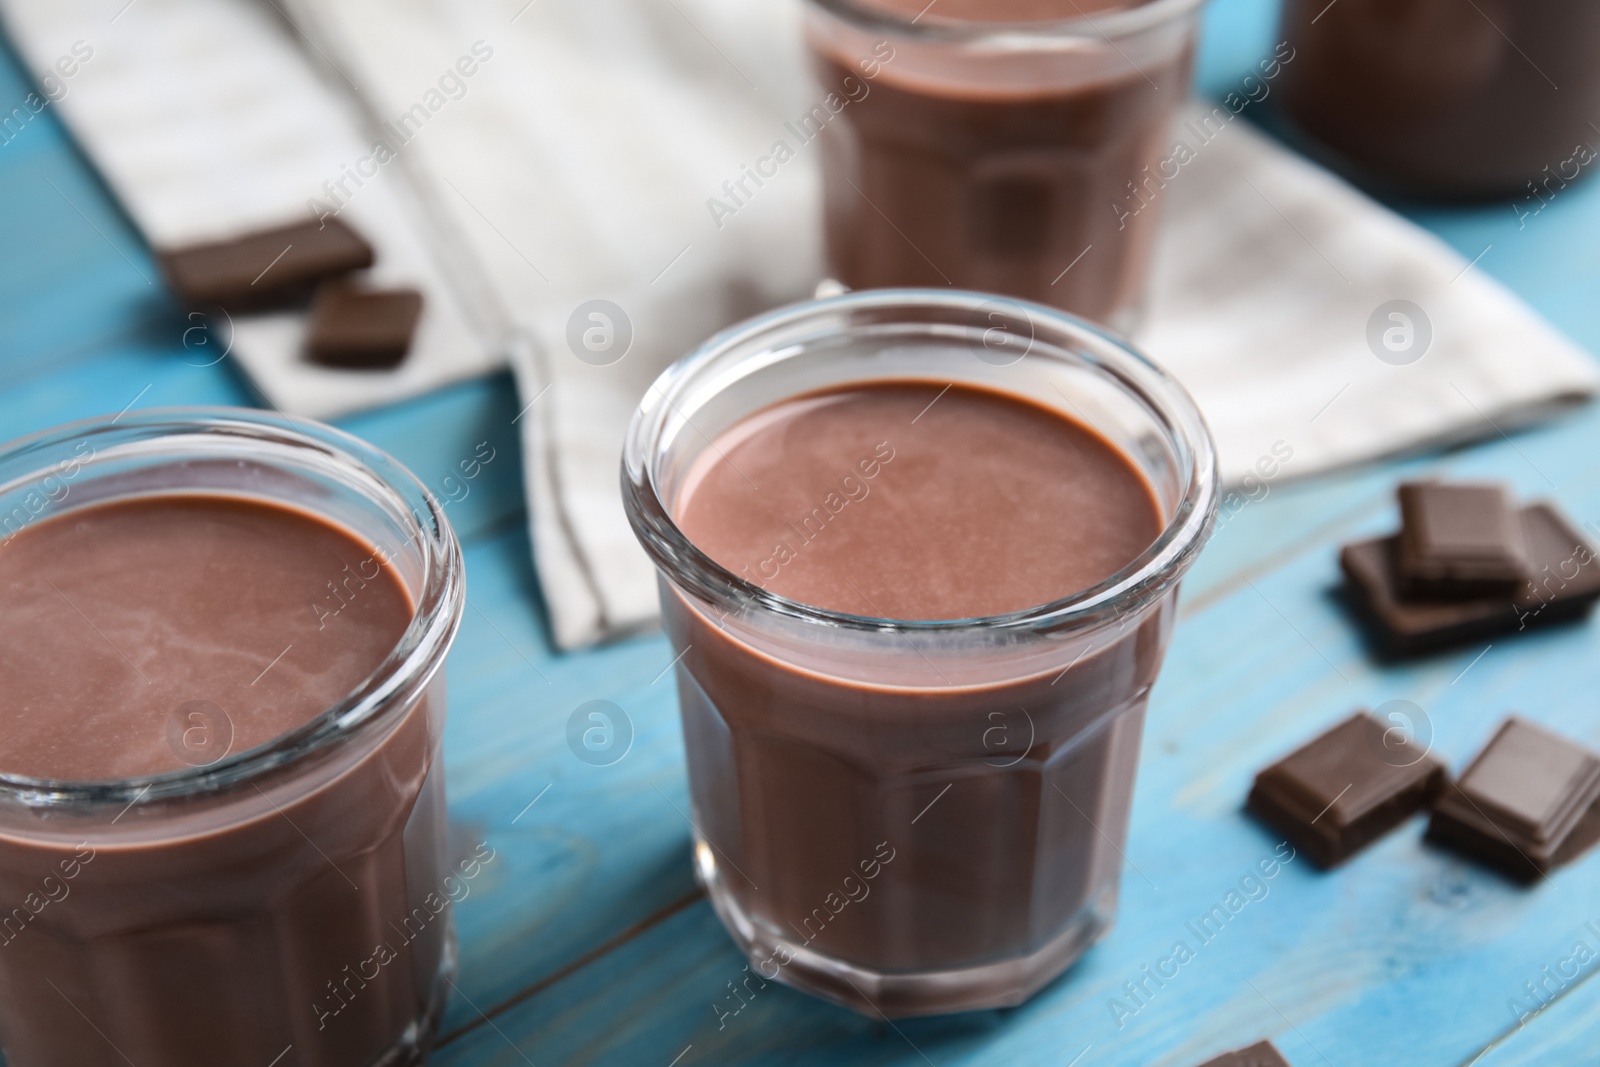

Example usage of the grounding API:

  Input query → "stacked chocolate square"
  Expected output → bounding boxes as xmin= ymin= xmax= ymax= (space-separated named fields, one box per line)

xmin=1428 ymin=717 xmax=1600 ymax=883
xmin=1340 ymin=481 xmax=1600 ymax=655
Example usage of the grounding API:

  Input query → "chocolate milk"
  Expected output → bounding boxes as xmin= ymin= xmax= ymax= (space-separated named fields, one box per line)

xmin=1277 ymin=0 xmax=1600 ymax=198
xmin=854 ymin=0 xmax=1146 ymax=19
xmin=676 ymin=382 xmax=1160 ymax=618
xmin=668 ymin=382 xmax=1168 ymax=1010
xmin=807 ymin=0 xmax=1196 ymax=327
xmin=0 ymin=496 xmax=446 ymax=1067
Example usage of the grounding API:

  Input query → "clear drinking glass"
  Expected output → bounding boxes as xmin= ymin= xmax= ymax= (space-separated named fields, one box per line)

xmin=804 ymin=0 xmax=1206 ymax=333
xmin=623 ymin=290 xmax=1218 ymax=1016
xmin=0 ymin=409 xmax=463 ymax=1067
xmin=1276 ymin=0 xmax=1600 ymax=198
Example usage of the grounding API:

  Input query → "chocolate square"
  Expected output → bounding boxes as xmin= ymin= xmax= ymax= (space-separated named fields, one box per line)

xmin=1340 ymin=502 xmax=1600 ymax=656
xmin=1398 ymin=481 xmax=1529 ymax=597
xmin=158 ymin=217 xmax=374 ymax=310
xmin=1248 ymin=713 xmax=1446 ymax=868
xmin=305 ymin=283 xmax=423 ymax=370
xmin=1195 ymin=1041 xmax=1290 ymax=1067
xmin=1427 ymin=718 xmax=1600 ymax=881
xmin=1462 ymin=719 xmax=1600 ymax=843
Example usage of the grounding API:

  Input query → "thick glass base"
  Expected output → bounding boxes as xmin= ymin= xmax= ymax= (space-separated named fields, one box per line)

xmin=370 ymin=925 xmax=456 ymax=1067
xmin=697 ymin=839 xmax=1114 ymax=1018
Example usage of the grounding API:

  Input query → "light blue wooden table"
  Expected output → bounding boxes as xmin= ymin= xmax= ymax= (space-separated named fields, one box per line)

xmin=3 ymin=1 xmax=1599 ymax=1063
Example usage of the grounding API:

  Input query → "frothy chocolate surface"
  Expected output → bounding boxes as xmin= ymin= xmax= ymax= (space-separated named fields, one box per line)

xmin=0 ymin=494 xmax=412 ymax=780
xmin=852 ymin=0 xmax=1148 ymax=20
xmin=675 ymin=381 xmax=1163 ymax=620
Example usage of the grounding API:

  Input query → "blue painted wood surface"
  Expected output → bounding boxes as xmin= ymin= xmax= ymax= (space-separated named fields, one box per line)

xmin=2 ymin=0 xmax=1599 ymax=1062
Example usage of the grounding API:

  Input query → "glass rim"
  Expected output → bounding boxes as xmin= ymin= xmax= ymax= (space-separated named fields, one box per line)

xmin=804 ymin=0 xmax=1209 ymax=43
xmin=622 ymin=289 xmax=1219 ymax=639
xmin=0 ymin=407 xmax=465 ymax=810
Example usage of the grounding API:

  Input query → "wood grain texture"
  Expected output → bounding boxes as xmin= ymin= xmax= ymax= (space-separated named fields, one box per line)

xmin=2 ymin=0 xmax=1600 ymax=1063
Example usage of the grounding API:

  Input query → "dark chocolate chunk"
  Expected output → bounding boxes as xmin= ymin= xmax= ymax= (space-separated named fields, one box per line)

xmin=1398 ymin=481 xmax=1529 ymax=597
xmin=305 ymin=283 xmax=423 ymax=370
xmin=158 ymin=217 xmax=374 ymax=310
xmin=1195 ymin=1040 xmax=1290 ymax=1067
xmin=1340 ymin=502 xmax=1600 ymax=656
xmin=1248 ymin=712 xmax=1447 ymax=868
xmin=1427 ymin=717 xmax=1600 ymax=882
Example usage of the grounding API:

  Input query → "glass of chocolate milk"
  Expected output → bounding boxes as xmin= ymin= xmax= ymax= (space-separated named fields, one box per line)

xmin=0 ymin=410 xmax=464 ymax=1067
xmin=1276 ymin=0 xmax=1600 ymax=199
xmin=803 ymin=0 xmax=1207 ymax=333
xmin=623 ymin=290 xmax=1218 ymax=1016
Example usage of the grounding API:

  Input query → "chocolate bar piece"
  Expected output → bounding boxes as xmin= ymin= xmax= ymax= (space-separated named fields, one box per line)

xmin=1398 ymin=481 xmax=1529 ymax=597
xmin=306 ymin=283 xmax=423 ymax=370
xmin=1427 ymin=718 xmax=1600 ymax=882
xmin=1195 ymin=1041 xmax=1290 ymax=1067
xmin=158 ymin=218 xmax=374 ymax=310
xmin=1248 ymin=713 xmax=1447 ymax=868
xmin=1340 ymin=502 xmax=1600 ymax=656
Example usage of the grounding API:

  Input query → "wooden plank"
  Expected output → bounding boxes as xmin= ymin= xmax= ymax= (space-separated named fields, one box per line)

xmin=336 ymin=374 xmax=526 ymax=547
xmin=4 ymin=0 xmax=1600 ymax=1062
xmin=0 ymin=67 xmax=168 ymax=394
xmin=1474 ymin=959 xmax=1600 ymax=1067
xmin=433 ymin=525 xmax=701 ymax=1035
xmin=0 ymin=344 xmax=525 ymax=548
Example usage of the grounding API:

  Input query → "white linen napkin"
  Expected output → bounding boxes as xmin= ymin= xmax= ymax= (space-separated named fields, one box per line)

xmin=4 ymin=0 xmax=1595 ymax=650
xmin=1140 ymin=106 xmax=1598 ymax=487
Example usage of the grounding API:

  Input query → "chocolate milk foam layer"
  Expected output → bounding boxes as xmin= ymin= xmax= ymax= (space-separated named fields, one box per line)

xmin=0 ymin=495 xmax=412 ymax=780
xmin=676 ymin=380 xmax=1162 ymax=620
xmin=853 ymin=0 xmax=1147 ymax=22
